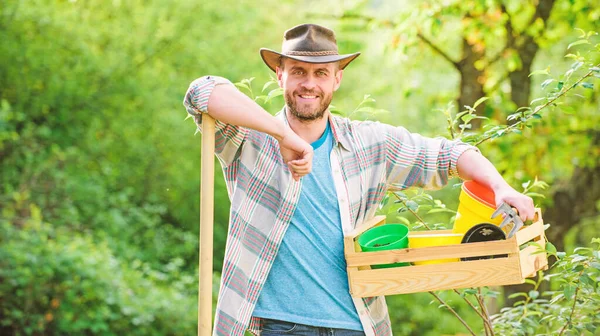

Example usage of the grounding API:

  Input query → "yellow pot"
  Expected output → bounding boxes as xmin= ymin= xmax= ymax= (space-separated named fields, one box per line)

xmin=453 ymin=181 xmax=502 ymax=234
xmin=408 ymin=233 xmax=464 ymax=265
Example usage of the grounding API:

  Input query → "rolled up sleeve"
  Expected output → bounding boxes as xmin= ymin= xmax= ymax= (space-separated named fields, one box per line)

xmin=182 ymin=76 xmax=248 ymax=167
xmin=383 ymin=124 xmax=478 ymax=190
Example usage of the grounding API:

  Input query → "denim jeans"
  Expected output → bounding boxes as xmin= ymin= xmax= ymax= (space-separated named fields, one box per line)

xmin=260 ymin=318 xmax=366 ymax=336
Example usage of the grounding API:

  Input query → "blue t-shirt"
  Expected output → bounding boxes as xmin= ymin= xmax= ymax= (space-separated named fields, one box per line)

xmin=253 ymin=122 xmax=362 ymax=331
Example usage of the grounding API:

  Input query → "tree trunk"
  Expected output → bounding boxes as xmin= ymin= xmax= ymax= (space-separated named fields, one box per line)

xmin=543 ymin=131 xmax=600 ymax=253
xmin=508 ymin=41 xmax=538 ymax=109
xmin=507 ymin=0 xmax=555 ymax=110
xmin=458 ymin=38 xmax=486 ymax=129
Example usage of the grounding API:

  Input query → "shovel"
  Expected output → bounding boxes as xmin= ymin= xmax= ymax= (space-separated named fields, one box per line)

xmin=199 ymin=115 xmax=215 ymax=336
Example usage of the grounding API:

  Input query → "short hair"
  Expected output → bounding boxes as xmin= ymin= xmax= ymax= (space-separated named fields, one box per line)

xmin=278 ymin=57 xmax=340 ymax=72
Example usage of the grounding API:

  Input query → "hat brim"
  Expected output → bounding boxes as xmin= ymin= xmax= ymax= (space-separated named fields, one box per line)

xmin=260 ymin=48 xmax=360 ymax=72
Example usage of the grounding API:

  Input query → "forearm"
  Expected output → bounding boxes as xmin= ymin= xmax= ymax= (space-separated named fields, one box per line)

xmin=456 ymin=149 xmax=510 ymax=192
xmin=207 ymin=83 xmax=286 ymax=141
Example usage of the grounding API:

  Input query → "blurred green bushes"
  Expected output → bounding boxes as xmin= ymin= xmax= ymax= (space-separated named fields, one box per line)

xmin=0 ymin=219 xmax=197 ymax=335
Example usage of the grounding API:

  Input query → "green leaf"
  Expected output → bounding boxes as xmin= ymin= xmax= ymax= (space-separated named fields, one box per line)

xmin=461 ymin=114 xmax=475 ymax=123
xmin=528 ymin=290 xmax=539 ymax=299
xmin=579 ymin=274 xmax=594 ymax=287
xmin=529 ymin=68 xmax=550 ymax=77
xmin=234 ymin=82 xmax=251 ymax=93
xmin=582 ymin=82 xmax=594 ymax=89
xmin=571 ymin=61 xmax=584 ymax=71
xmin=586 ymin=323 xmax=596 ymax=333
xmin=590 ymin=67 xmax=600 ymax=72
xmin=545 ymin=242 xmax=557 ymax=254
xmin=559 ymin=105 xmax=576 ymax=114
xmin=406 ymin=200 xmax=419 ymax=211
xmin=563 ymin=284 xmax=575 ymax=299
xmin=395 ymin=216 xmax=411 ymax=225
xmin=508 ymin=292 xmax=528 ymax=299
xmin=541 ymin=78 xmax=554 ymax=89
xmin=575 ymin=28 xmax=586 ymax=38
xmin=557 ymin=81 xmax=564 ymax=90
xmin=549 ymin=293 xmax=564 ymax=305
xmin=426 ymin=208 xmax=456 ymax=214
xmin=472 ymin=96 xmax=489 ymax=109
xmin=556 ymin=252 xmax=567 ymax=259
xmin=564 ymin=53 xmax=579 ymax=60
xmin=262 ymin=81 xmax=276 ymax=92
xmin=507 ymin=113 xmax=520 ymax=121
xmin=394 ymin=191 xmax=407 ymax=199
xmin=530 ymin=97 xmax=546 ymax=105
xmin=531 ymin=114 xmax=542 ymax=120
xmin=462 ymin=288 xmax=478 ymax=295
xmin=565 ymin=69 xmax=575 ymax=78
xmin=567 ymin=39 xmax=590 ymax=49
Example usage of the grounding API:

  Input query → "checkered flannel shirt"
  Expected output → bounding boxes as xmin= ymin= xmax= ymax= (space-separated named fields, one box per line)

xmin=183 ymin=75 xmax=477 ymax=336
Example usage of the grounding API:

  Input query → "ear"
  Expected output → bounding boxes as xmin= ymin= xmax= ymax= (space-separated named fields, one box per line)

xmin=276 ymin=67 xmax=284 ymax=88
xmin=333 ymin=69 xmax=343 ymax=91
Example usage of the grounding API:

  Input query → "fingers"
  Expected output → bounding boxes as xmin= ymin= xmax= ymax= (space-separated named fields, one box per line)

xmin=505 ymin=197 xmax=535 ymax=222
xmin=288 ymin=159 xmax=312 ymax=180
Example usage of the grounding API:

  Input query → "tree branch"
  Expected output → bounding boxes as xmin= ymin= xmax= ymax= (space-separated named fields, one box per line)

xmin=417 ymin=32 xmax=461 ymax=70
xmin=430 ymin=291 xmax=477 ymax=336
xmin=474 ymin=63 xmax=599 ymax=146
xmin=558 ymin=269 xmax=585 ymax=336
xmin=391 ymin=192 xmax=432 ymax=230
xmin=487 ymin=0 xmax=555 ymax=67
xmin=308 ymin=12 xmax=461 ymax=70
xmin=454 ymin=289 xmax=495 ymax=334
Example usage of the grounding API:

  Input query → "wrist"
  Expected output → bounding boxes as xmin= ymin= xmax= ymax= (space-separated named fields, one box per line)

xmin=489 ymin=179 xmax=511 ymax=193
xmin=271 ymin=119 xmax=288 ymax=142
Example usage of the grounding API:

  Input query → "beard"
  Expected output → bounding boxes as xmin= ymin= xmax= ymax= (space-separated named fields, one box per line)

xmin=285 ymin=89 xmax=333 ymax=122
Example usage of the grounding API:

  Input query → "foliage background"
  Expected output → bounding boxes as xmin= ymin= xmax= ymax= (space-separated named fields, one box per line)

xmin=0 ymin=0 xmax=598 ymax=335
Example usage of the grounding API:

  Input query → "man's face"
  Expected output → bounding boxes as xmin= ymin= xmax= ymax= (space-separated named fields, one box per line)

xmin=276 ymin=59 xmax=343 ymax=122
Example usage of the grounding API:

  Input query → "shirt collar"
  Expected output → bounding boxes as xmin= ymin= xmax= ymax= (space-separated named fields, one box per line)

xmin=275 ymin=107 xmax=353 ymax=152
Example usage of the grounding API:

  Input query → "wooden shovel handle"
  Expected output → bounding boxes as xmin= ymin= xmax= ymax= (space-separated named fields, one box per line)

xmin=199 ymin=115 xmax=215 ymax=336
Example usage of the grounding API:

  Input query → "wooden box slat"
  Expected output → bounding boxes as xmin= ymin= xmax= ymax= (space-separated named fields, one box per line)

xmin=346 ymin=239 xmax=518 ymax=266
xmin=348 ymin=258 xmax=524 ymax=296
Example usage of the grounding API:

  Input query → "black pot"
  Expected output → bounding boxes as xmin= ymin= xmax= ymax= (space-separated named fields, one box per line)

xmin=461 ymin=223 xmax=508 ymax=261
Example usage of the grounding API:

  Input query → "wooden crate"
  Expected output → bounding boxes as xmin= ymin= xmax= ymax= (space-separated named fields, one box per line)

xmin=344 ymin=209 xmax=548 ymax=297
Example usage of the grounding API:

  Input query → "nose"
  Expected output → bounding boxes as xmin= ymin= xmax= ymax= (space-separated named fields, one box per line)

xmin=300 ymin=74 xmax=317 ymax=91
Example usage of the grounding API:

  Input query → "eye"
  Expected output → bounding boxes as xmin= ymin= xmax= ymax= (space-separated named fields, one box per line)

xmin=317 ymin=71 xmax=328 ymax=76
xmin=292 ymin=69 xmax=305 ymax=75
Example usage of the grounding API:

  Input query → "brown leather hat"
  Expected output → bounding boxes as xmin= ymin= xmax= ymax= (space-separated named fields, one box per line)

xmin=260 ymin=23 xmax=360 ymax=72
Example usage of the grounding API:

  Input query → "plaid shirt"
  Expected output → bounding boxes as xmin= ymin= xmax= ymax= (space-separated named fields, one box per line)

xmin=183 ymin=76 xmax=476 ymax=336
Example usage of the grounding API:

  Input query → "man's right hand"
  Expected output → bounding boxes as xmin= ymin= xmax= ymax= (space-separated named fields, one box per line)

xmin=278 ymin=128 xmax=313 ymax=181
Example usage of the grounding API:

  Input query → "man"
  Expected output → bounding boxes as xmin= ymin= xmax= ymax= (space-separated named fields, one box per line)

xmin=183 ymin=23 xmax=535 ymax=336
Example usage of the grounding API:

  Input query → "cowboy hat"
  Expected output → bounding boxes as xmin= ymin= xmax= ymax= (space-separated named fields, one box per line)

xmin=260 ymin=23 xmax=360 ymax=72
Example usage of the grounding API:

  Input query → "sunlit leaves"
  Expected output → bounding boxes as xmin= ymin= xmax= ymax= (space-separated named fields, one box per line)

xmin=567 ymin=39 xmax=590 ymax=50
